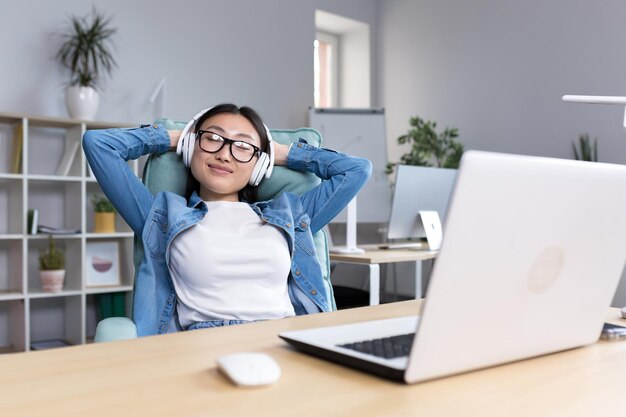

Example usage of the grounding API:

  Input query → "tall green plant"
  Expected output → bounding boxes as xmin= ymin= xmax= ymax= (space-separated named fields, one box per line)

xmin=572 ymin=134 xmax=598 ymax=162
xmin=386 ymin=116 xmax=463 ymax=174
xmin=55 ymin=8 xmax=117 ymax=88
xmin=39 ymin=236 xmax=65 ymax=270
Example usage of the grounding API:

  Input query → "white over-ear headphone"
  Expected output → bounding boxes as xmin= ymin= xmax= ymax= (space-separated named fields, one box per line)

xmin=176 ymin=106 xmax=274 ymax=187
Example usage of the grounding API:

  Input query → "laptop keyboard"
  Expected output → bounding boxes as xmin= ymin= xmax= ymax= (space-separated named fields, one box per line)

xmin=338 ymin=333 xmax=415 ymax=359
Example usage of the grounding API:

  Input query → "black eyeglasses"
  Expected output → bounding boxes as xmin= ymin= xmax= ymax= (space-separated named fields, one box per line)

xmin=195 ymin=130 xmax=261 ymax=163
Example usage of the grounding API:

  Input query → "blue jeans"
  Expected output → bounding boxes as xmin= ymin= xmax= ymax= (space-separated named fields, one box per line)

xmin=186 ymin=320 xmax=252 ymax=330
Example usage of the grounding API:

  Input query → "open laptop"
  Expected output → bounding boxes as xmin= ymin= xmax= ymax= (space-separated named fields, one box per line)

xmin=280 ymin=150 xmax=626 ymax=384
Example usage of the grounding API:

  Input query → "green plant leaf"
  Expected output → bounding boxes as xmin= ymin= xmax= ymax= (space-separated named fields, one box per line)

xmin=55 ymin=8 xmax=117 ymax=89
xmin=389 ymin=115 xmax=463 ymax=169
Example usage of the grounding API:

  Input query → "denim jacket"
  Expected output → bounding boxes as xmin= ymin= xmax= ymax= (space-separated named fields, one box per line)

xmin=83 ymin=124 xmax=371 ymax=336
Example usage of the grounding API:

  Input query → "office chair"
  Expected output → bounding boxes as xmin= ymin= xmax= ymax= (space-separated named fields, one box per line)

xmin=94 ymin=119 xmax=332 ymax=342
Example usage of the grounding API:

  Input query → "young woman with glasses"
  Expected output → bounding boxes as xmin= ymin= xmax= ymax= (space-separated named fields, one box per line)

xmin=83 ymin=103 xmax=371 ymax=336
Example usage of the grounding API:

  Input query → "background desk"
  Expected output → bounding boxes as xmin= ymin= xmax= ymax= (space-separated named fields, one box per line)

xmin=330 ymin=244 xmax=438 ymax=304
xmin=2 ymin=300 xmax=626 ymax=417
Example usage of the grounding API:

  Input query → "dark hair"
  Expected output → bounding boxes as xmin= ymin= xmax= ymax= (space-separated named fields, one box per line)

xmin=185 ymin=103 xmax=270 ymax=202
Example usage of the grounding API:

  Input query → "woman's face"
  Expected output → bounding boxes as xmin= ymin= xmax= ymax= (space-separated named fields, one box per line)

xmin=190 ymin=112 xmax=262 ymax=202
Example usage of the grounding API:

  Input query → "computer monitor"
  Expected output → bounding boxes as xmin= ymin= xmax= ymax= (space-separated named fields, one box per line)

xmin=387 ymin=165 xmax=457 ymax=241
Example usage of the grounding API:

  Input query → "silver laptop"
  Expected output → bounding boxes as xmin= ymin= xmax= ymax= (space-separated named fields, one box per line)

xmin=280 ymin=150 xmax=626 ymax=384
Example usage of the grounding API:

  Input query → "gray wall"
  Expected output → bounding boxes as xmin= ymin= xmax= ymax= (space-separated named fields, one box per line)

xmin=380 ymin=0 xmax=626 ymax=165
xmin=379 ymin=0 xmax=626 ymax=306
xmin=0 ymin=0 xmax=379 ymax=128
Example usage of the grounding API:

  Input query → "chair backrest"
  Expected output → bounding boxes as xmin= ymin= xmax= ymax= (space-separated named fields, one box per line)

xmin=132 ymin=121 xmax=334 ymax=317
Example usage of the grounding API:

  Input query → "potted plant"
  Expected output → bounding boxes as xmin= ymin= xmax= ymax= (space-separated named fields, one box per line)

xmin=572 ymin=134 xmax=598 ymax=162
xmin=386 ymin=116 xmax=464 ymax=174
xmin=55 ymin=8 xmax=117 ymax=120
xmin=92 ymin=194 xmax=116 ymax=233
xmin=39 ymin=236 xmax=65 ymax=293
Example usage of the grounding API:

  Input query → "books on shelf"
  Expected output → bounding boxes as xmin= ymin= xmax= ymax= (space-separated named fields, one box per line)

xmin=96 ymin=292 xmax=127 ymax=321
xmin=55 ymin=139 xmax=81 ymax=176
xmin=37 ymin=225 xmax=80 ymax=235
xmin=27 ymin=210 xmax=80 ymax=235
xmin=10 ymin=124 xmax=23 ymax=174
xmin=30 ymin=339 xmax=71 ymax=351
xmin=27 ymin=209 xmax=39 ymax=235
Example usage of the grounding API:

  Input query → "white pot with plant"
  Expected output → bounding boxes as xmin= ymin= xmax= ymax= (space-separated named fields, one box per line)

xmin=39 ymin=236 xmax=66 ymax=293
xmin=92 ymin=194 xmax=116 ymax=233
xmin=55 ymin=9 xmax=117 ymax=120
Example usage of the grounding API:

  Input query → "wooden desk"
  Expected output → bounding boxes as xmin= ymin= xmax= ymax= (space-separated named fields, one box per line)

xmin=2 ymin=300 xmax=626 ymax=417
xmin=330 ymin=244 xmax=438 ymax=304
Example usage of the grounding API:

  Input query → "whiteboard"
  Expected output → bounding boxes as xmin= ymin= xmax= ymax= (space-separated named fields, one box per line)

xmin=308 ymin=108 xmax=391 ymax=223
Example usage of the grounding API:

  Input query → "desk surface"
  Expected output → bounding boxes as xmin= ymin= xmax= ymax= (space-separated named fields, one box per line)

xmin=329 ymin=244 xmax=438 ymax=264
xmin=2 ymin=301 xmax=626 ymax=417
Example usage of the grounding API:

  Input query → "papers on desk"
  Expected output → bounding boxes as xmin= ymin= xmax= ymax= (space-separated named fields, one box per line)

xmin=378 ymin=242 xmax=426 ymax=250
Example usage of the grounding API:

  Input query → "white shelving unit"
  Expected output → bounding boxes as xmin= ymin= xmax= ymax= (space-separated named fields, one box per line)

xmin=0 ymin=112 xmax=140 ymax=353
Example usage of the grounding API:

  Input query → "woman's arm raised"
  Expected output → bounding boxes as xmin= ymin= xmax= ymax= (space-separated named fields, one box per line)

xmin=83 ymin=125 xmax=170 ymax=235
xmin=285 ymin=141 xmax=372 ymax=233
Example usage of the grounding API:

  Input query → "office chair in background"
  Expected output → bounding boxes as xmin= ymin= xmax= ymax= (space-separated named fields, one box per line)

xmin=94 ymin=119 xmax=332 ymax=342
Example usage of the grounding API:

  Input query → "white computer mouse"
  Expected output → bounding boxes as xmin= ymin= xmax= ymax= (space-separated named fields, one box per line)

xmin=621 ymin=306 xmax=626 ymax=319
xmin=216 ymin=352 xmax=281 ymax=387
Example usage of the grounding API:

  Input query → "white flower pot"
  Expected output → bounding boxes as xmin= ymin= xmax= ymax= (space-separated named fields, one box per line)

xmin=39 ymin=269 xmax=66 ymax=293
xmin=64 ymin=86 xmax=99 ymax=120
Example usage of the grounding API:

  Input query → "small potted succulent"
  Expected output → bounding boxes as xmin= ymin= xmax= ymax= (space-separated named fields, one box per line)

xmin=91 ymin=194 xmax=116 ymax=233
xmin=39 ymin=236 xmax=65 ymax=292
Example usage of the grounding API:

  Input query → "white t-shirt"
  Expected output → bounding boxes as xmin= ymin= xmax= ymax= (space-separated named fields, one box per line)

xmin=168 ymin=201 xmax=295 ymax=328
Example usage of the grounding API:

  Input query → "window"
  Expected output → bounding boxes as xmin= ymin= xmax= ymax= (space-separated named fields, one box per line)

xmin=314 ymin=10 xmax=370 ymax=108
xmin=314 ymin=32 xmax=339 ymax=108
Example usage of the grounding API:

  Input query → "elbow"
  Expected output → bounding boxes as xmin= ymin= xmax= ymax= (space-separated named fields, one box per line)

xmin=82 ymin=130 xmax=99 ymax=156
xmin=355 ymin=157 xmax=373 ymax=188
xmin=83 ymin=129 xmax=113 ymax=161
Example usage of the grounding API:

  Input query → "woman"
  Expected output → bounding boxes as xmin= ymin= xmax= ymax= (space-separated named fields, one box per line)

xmin=83 ymin=104 xmax=371 ymax=336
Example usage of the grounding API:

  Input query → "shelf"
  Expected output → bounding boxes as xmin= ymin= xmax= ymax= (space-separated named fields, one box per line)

xmin=0 ymin=113 xmax=137 ymax=353
xmin=27 ymin=234 xmax=81 ymax=240
xmin=0 ymin=234 xmax=23 ymax=240
xmin=26 ymin=175 xmax=83 ymax=182
xmin=85 ymin=285 xmax=133 ymax=295
xmin=0 ymin=240 xmax=22 ymax=294
xmin=0 ymin=291 xmax=24 ymax=301
xmin=0 ymin=173 xmax=23 ymax=180
xmin=0 ymin=177 xmax=22 ymax=235
xmin=30 ymin=296 xmax=82 ymax=347
xmin=28 ymin=290 xmax=83 ymax=299
xmin=85 ymin=232 xmax=134 ymax=239
xmin=0 ymin=299 xmax=25 ymax=352
xmin=0 ymin=345 xmax=20 ymax=354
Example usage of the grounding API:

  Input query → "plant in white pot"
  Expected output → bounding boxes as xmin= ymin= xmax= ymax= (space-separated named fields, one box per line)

xmin=55 ymin=9 xmax=117 ymax=120
xmin=39 ymin=236 xmax=66 ymax=293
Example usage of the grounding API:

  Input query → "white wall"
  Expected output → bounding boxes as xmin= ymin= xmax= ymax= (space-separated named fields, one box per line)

xmin=340 ymin=26 xmax=371 ymax=107
xmin=379 ymin=0 xmax=626 ymax=306
xmin=0 ymin=0 xmax=378 ymax=128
